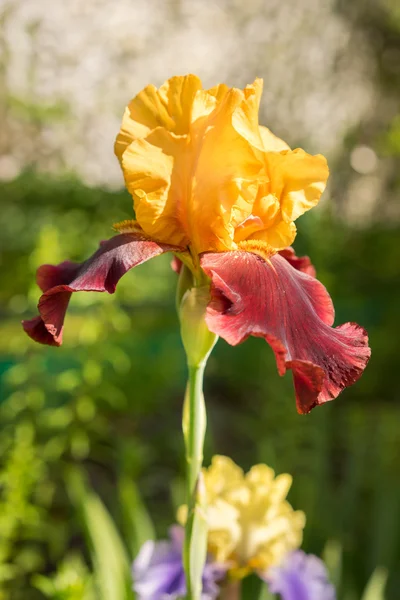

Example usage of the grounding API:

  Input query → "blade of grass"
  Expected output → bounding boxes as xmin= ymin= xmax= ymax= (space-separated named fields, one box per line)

xmin=361 ymin=567 xmax=388 ymax=600
xmin=118 ymin=475 xmax=155 ymax=558
xmin=322 ymin=539 xmax=342 ymax=590
xmin=67 ymin=467 xmax=134 ymax=600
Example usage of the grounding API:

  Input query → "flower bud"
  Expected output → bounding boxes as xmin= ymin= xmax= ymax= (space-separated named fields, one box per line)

xmin=179 ymin=284 xmax=218 ymax=368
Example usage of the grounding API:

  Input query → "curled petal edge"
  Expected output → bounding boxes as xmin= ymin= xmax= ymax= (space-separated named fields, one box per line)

xmin=22 ymin=233 xmax=181 ymax=346
xmin=200 ymin=249 xmax=370 ymax=414
xmin=278 ymin=246 xmax=316 ymax=278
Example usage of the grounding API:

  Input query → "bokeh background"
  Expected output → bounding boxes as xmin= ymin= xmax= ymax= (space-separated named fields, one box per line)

xmin=1 ymin=0 xmax=400 ymax=598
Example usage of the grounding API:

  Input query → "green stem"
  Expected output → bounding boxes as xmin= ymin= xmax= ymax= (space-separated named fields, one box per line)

xmin=186 ymin=363 xmax=206 ymax=495
xmin=182 ymin=362 xmax=208 ymax=600
xmin=178 ymin=270 xmax=218 ymax=600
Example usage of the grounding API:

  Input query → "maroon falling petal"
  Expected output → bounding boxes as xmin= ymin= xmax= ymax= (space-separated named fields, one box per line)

xmin=200 ymin=250 xmax=370 ymax=414
xmin=278 ymin=247 xmax=316 ymax=278
xmin=22 ymin=233 xmax=180 ymax=346
xmin=171 ymin=256 xmax=183 ymax=274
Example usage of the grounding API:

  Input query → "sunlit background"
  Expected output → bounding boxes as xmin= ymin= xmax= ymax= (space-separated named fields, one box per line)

xmin=1 ymin=0 xmax=399 ymax=598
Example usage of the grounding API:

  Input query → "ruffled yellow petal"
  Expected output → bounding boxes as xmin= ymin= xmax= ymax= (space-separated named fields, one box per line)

xmin=266 ymin=148 xmax=329 ymax=222
xmin=188 ymin=87 xmax=265 ymax=252
xmin=259 ymin=126 xmax=291 ymax=152
xmin=239 ymin=148 xmax=328 ymax=249
xmin=205 ymin=499 xmax=241 ymax=563
xmin=248 ymin=219 xmax=297 ymax=250
xmin=114 ymin=74 xmax=203 ymax=161
xmin=204 ymin=455 xmax=244 ymax=502
xmin=178 ymin=455 xmax=305 ymax=576
xmin=121 ymin=128 xmax=189 ymax=247
xmin=231 ymin=79 xmax=264 ymax=150
xmin=116 ymin=75 xmax=329 ymax=255
xmin=116 ymin=75 xmax=265 ymax=253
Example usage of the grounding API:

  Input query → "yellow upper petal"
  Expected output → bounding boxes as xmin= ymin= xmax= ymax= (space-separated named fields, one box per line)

xmin=239 ymin=148 xmax=329 ymax=250
xmin=266 ymin=148 xmax=329 ymax=222
xmin=115 ymin=75 xmax=329 ymax=255
xmin=115 ymin=75 xmax=265 ymax=253
xmin=259 ymin=126 xmax=291 ymax=152
xmin=188 ymin=87 xmax=265 ymax=252
xmin=121 ymin=128 xmax=190 ymax=247
xmin=231 ymin=79 xmax=264 ymax=150
xmin=115 ymin=74 xmax=203 ymax=161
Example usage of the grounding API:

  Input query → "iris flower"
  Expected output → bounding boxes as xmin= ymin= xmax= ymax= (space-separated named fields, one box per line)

xmin=22 ymin=75 xmax=370 ymax=413
xmin=135 ymin=457 xmax=335 ymax=599
xmin=132 ymin=531 xmax=336 ymax=600
xmin=178 ymin=455 xmax=305 ymax=579
xmin=263 ymin=550 xmax=336 ymax=600
xmin=132 ymin=525 xmax=226 ymax=600
xmin=133 ymin=539 xmax=335 ymax=600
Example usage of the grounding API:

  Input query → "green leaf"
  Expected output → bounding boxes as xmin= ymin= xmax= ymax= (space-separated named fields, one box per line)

xmin=361 ymin=567 xmax=388 ymax=600
xmin=67 ymin=468 xmax=134 ymax=600
xmin=31 ymin=574 xmax=55 ymax=596
xmin=31 ymin=555 xmax=94 ymax=600
xmin=322 ymin=539 xmax=342 ymax=589
xmin=118 ymin=475 xmax=155 ymax=558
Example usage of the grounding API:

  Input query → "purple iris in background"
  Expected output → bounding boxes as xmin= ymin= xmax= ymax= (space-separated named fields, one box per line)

xmin=132 ymin=526 xmax=226 ymax=600
xmin=263 ymin=550 xmax=336 ymax=600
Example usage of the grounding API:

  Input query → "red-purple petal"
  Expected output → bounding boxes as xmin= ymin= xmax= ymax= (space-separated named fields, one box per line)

xmin=201 ymin=250 xmax=370 ymax=414
xmin=278 ymin=247 xmax=316 ymax=278
xmin=22 ymin=233 xmax=179 ymax=346
xmin=36 ymin=261 xmax=82 ymax=292
xmin=21 ymin=315 xmax=61 ymax=346
xmin=171 ymin=256 xmax=183 ymax=274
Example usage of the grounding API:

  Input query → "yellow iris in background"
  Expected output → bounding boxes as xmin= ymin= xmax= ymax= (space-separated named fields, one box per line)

xmin=114 ymin=75 xmax=328 ymax=256
xmin=179 ymin=455 xmax=305 ymax=579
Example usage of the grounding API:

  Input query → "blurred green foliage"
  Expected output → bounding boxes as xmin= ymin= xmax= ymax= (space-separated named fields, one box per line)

xmin=0 ymin=169 xmax=399 ymax=599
